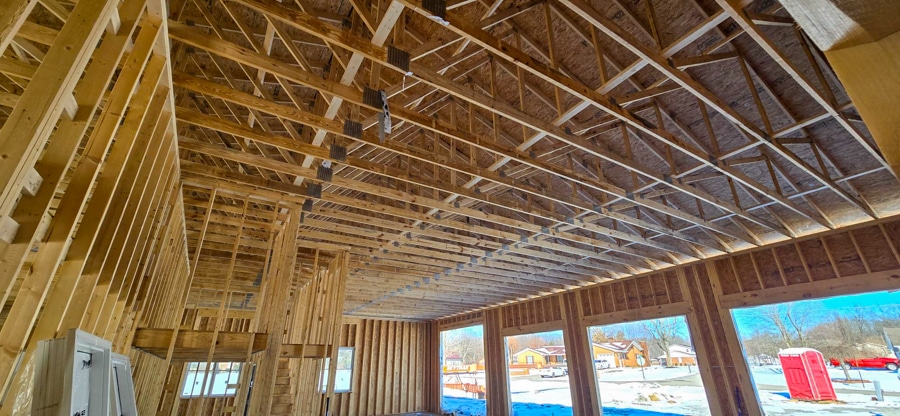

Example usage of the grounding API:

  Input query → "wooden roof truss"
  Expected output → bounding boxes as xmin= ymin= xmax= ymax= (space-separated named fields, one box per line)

xmin=163 ymin=0 xmax=899 ymax=319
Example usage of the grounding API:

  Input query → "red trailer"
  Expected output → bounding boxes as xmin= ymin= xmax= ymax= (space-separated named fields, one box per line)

xmin=778 ymin=348 xmax=837 ymax=401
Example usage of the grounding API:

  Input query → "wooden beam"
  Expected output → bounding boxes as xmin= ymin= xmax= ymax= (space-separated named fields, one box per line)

xmin=132 ymin=328 xmax=268 ymax=361
xmin=0 ymin=53 xmax=166 ymax=394
xmin=558 ymin=0 xmax=871 ymax=224
xmin=746 ymin=11 xmax=794 ymax=27
xmin=0 ymin=0 xmax=148 ymax=309
xmin=719 ymin=268 xmax=900 ymax=309
xmin=168 ymin=22 xmax=732 ymax=250
xmin=401 ymin=0 xmax=809 ymax=234
xmin=175 ymin=105 xmax=696 ymax=259
xmin=0 ymin=0 xmax=119 ymax=219
xmin=279 ymin=343 xmax=329 ymax=358
xmin=714 ymin=0 xmax=895 ymax=180
xmin=670 ymin=51 xmax=739 ymax=69
xmin=0 ymin=0 xmax=39 ymax=54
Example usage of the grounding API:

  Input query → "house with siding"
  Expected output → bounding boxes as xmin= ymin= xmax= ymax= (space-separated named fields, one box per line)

xmin=444 ymin=352 xmax=463 ymax=366
xmin=592 ymin=341 xmax=649 ymax=368
xmin=511 ymin=346 xmax=567 ymax=367
xmin=658 ymin=344 xmax=698 ymax=366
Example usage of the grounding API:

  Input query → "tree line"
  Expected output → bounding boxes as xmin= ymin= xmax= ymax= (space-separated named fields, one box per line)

xmin=735 ymin=302 xmax=900 ymax=362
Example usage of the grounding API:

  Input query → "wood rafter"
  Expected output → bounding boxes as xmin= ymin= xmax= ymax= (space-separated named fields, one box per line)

xmin=1 ymin=1 xmax=900 ymax=414
xmin=154 ymin=0 xmax=899 ymax=319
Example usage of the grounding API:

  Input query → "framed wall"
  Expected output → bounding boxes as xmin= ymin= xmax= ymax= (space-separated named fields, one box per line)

xmin=432 ymin=217 xmax=900 ymax=416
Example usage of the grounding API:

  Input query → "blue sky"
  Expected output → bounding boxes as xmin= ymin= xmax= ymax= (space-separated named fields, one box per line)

xmin=594 ymin=317 xmax=691 ymax=342
xmin=443 ymin=324 xmax=483 ymax=338
xmin=731 ymin=290 xmax=900 ymax=335
xmin=819 ymin=290 xmax=900 ymax=310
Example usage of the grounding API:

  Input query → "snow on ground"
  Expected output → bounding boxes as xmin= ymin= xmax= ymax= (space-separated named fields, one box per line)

xmin=750 ymin=365 xmax=900 ymax=392
xmin=443 ymin=368 xmax=712 ymax=416
xmin=596 ymin=366 xmax=701 ymax=382
xmin=755 ymin=389 xmax=900 ymax=415
xmin=595 ymin=381 xmax=710 ymax=415
xmin=749 ymin=365 xmax=900 ymax=415
xmin=443 ymin=396 xmax=692 ymax=416
xmin=442 ymin=366 xmax=900 ymax=415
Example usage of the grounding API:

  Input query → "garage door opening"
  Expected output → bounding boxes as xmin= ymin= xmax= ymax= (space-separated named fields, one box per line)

xmin=732 ymin=290 xmax=900 ymax=415
xmin=587 ymin=316 xmax=712 ymax=415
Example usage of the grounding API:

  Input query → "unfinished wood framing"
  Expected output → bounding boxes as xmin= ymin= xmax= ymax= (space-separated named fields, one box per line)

xmin=150 ymin=0 xmax=899 ymax=322
xmin=1 ymin=0 xmax=899 ymax=415
xmin=436 ymin=218 xmax=900 ymax=415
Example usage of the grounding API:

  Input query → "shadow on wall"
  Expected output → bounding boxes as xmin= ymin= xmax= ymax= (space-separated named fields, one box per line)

xmin=442 ymin=396 xmax=689 ymax=416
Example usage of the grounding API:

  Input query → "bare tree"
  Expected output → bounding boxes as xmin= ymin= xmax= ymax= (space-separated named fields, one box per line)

xmin=742 ymin=328 xmax=782 ymax=360
xmin=786 ymin=304 xmax=811 ymax=347
xmin=756 ymin=305 xmax=795 ymax=348
xmin=752 ymin=303 xmax=815 ymax=349
xmin=506 ymin=337 xmax=520 ymax=362
xmin=644 ymin=317 xmax=682 ymax=366
xmin=738 ymin=299 xmax=900 ymax=376
xmin=443 ymin=328 xmax=484 ymax=365
xmin=589 ymin=327 xmax=607 ymax=344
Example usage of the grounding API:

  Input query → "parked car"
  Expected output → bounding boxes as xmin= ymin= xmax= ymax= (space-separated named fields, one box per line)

xmin=829 ymin=357 xmax=899 ymax=371
xmin=538 ymin=366 xmax=568 ymax=378
xmin=594 ymin=359 xmax=611 ymax=370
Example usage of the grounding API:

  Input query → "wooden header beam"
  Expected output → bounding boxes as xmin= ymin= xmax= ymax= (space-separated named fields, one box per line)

xmin=132 ymin=328 xmax=268 ymax=361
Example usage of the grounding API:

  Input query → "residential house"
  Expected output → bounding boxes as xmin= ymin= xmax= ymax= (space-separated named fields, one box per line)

xmin=541 ymin=346 xmax=566 ymax=364
xmin=510 ymin=346 xmax=566 ymax=367
xmin=658 ymin=344 xmax=697 ymax=366
xmin=592 ymin=341 xmax=649 ymax=368
xmin=444 ymin=352 xmax=463 ymax=366
xmin=512 ymin=342 xmax=649 ymax=369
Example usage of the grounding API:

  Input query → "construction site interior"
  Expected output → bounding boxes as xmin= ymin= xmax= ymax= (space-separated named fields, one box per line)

xmin=1 ymin=0 xmax=899 ymax=414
